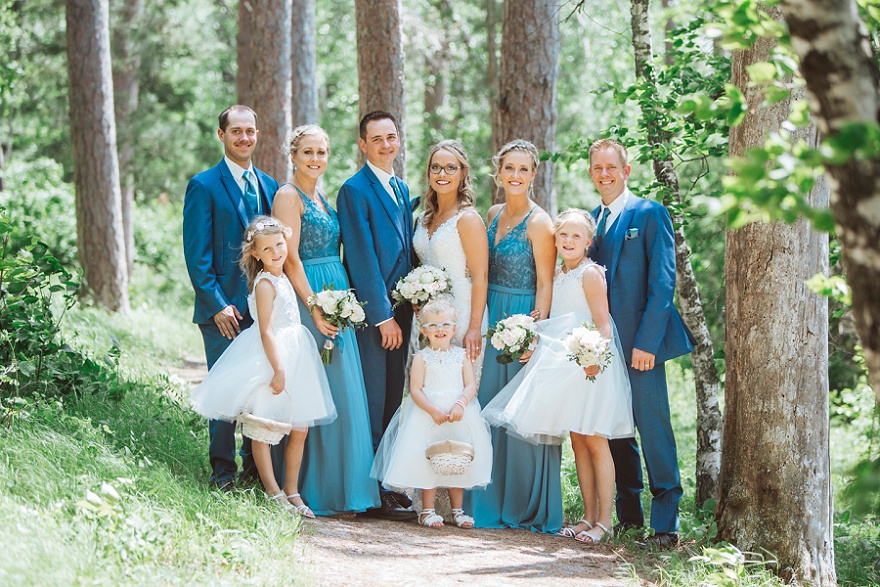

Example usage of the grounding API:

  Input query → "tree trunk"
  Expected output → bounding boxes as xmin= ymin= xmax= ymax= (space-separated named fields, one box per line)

xmin=423 ymin=1 xmax=452 ymax=134
xmin=237 ymin=0 xmax=254 ymax=107
xmin=355 ymin=0 xmax=406 ymax=178
xmin=629 ymin=0 xmax=722 ymax=510
xmin=779 ymin=0 xmax=880 ymax=401
xmin=291 ymin=0 xmax=318 ymax=127
xmin=717 ymin=10 xmax=835 ymax=585
xmin=495 ymin=0 xmax=559 ymax=211
xmin=486 ymin=0 xmax=499 ymax=158
xmin=250 ymin=0 xmax=292 ymax=182
xmin=111 ymin=0 xmax=143 ymax=278
xmin=66 ymin=0 xmax=129 ymax=312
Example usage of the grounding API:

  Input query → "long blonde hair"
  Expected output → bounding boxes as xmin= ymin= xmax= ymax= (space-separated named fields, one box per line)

xmin=491 ymin=139 xmax=540 ymax=200
xmin=422 ymin=140 xmax=475 ymax=227
xmin=239 ymin=215 xmax=293 ymax=292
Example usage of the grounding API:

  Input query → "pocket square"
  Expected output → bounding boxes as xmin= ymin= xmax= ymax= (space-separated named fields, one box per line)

xmin=625 ymin=228 xmax=639 ymax=240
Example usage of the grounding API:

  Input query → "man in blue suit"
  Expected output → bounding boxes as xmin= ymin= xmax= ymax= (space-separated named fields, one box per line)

xmin=183 ymin=105 xmax=279 ymax=490
xmin=337 ymin=111 xmax=417 ymax=519
xmin=587 ymin=139 xmax=694 ymax=547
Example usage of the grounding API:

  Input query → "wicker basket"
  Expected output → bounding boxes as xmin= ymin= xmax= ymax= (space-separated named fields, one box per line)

xmin=425 ymin=421 xmax=475 ymax=476
xmin=237 ymin=387 xmax=293 ymax=446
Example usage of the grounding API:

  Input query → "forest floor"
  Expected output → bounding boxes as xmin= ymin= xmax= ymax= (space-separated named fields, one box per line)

xmin=171 ymin=357 xmax=654 ymax=587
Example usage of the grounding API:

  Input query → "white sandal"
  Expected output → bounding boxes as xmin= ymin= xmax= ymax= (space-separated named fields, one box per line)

xmin=575 ymin=522 xmax=613 ymax=544
xmin=286 ymin=493 xmax=316 ymax=519
xmin=451 ymin=508 xmax=474 ymax=529
xmin=419 ymin=508 xmax=444 ymax=528
xmin=557 ymin=519 xmax=592 ymax=538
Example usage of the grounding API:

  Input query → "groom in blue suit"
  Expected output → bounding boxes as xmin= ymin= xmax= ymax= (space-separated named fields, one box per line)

xmin=587 ymin=139 xmax=694 ymax=547
xmin=338 ymin=111 xmax=417 ymax=519
xmin=183 ymin=105 xmax=279 ymax=489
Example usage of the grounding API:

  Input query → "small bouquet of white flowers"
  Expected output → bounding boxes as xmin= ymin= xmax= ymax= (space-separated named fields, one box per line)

xmin=391 ymin=265 xmax=452 ymax=309
xmin=563 ymin=322 xmax=613 ymax=381
xmin=486 ymin=314 xmax=539 ymax=365
xmin=308 ymin=286 xmax=367 ymax=365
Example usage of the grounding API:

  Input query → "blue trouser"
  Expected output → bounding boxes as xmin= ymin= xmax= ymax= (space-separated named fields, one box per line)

xmin=200 ymin=317 xmax=285 ymax=487
xmin=609 ymin=362 xmax=682 ymax=533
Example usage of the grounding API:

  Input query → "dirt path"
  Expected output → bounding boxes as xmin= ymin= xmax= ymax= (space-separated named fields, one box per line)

xmin=171 ymin=358 xmax=654 ymax=587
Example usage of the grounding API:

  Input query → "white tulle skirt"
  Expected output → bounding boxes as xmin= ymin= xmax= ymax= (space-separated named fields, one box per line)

xmin=190 ymin=324 xmax=336 ymax=443
xmin=481 ymin=313 xmax=635 ymax=444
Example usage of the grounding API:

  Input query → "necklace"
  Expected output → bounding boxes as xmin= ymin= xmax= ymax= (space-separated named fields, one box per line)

xmin=503 ymin=206 xmax=530 ymax=230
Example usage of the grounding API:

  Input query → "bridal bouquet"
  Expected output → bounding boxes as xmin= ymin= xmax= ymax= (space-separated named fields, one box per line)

xmin=308 ymin=287 xmax=366 ymax=365
xmin=487 ymin=314 xmax=539 ymax=365
xmin=391 ymin=265 xmax=451 ymax=308
xmin=563 ymin=323 xmax=613 ymax=381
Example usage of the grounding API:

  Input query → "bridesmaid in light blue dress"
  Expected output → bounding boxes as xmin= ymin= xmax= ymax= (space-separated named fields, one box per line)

xmin=272 ymin=125 xmax=380 ymax=516
xmin=464 ymin=139 xmax=562 ymax=532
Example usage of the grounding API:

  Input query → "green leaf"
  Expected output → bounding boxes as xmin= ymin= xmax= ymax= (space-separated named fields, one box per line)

xmin=746 ymin=61 xmax=777 ymax=83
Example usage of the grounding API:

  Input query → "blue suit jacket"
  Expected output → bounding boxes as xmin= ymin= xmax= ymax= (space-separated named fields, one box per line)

xmin=337 ymin=164 xmax=417 ymax=326
xmin=183 ymin=158 xmax=279 ymax=325
xmin=590 ymin=192 xmax=694 ymax=364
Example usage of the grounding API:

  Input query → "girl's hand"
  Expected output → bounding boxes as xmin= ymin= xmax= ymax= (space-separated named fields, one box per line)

xmin=448 ymin=403 xmax=465 ymax=422
xmin=430 ymin=407 xmax=448 ymax=425
xmin=463 ymin=327 xmax=482 ymax=361
xmin=311 ymin=308 xmax=339 ymax=338
xmin=529 ymin=309 xmax=542 ymax=321
xmin=519 ymin=349 xmax=534 ymax=363
xmin=583 ymin=365 xmax=600 ymax=378
xmin=269 ymin=370 xmax=285 ymax=394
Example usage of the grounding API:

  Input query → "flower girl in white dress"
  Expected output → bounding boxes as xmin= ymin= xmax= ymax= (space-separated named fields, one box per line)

xmin=190 ymin=216 xmax=336 ymax=517
xmin=483 ymin=209 xmax=634 ymax=543
xmin=371 ymin=298 xmax=493 ymax=529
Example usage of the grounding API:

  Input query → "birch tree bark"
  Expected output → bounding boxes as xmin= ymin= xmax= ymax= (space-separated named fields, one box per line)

xmin=629 ymin=0 xmax=722 ymax=509
xmin=495 ymin=0 xmax=559 ymax=211
xmin=717 ymin=9 xmax=835 ymax=584
xmin=779 ymin=0 xmax=880 ymax=400
xmin=291 ymin=0 xmax=318 ymax=127
xmin=66 ymin=0 xmax=129 ymax=312
xmin=355 ymin=0 xmax=406 ymax=178
xmin=250 ymin=0 xmax=292 ymax=181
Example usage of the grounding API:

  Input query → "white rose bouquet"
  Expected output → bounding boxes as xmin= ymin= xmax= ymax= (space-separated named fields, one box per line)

xmin=563 ymin=322 xmax=613 ymax=381
xmin=486 ymin=314 xmax=539 ymax=365
xmin=390 ymin=265 xmax=451 ymax=309
xmin=308 ymin=286 xmax=367 ymax=365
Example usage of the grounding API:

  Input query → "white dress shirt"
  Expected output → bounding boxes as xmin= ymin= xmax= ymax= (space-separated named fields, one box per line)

xmin=367 ymin=160 xmax=401 ymax=205
xmin=599 ymin=189 xmax=631 ymax=236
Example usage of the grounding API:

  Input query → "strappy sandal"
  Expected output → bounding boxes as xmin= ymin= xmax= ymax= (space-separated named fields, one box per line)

xmin=451 ymin=508 xmax=474 ymax=529
xmin=269 ymin=492 xmax=297 ymax=513
xmin=419 ymin=508 xmax=444 ymax=528
xmin=575 ymin=522 xmax=613 ymax=544
xmin=557 ymin=519 xmax=592 ymax=538
xmin=286 ymin=493 xmax=316 ymax=519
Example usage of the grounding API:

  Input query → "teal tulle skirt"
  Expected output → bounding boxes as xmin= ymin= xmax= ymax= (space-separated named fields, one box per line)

xmin=297 ymin=256 xmax=380 ymax=515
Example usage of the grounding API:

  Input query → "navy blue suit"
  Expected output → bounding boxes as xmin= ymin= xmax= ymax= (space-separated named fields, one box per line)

xmin=337 ymin=164 xmax=417 ymax=451
xmin=589 ymin=191 xmax=694 ymax=533
xmin=183 ymin=158 xmax=279 ymax=484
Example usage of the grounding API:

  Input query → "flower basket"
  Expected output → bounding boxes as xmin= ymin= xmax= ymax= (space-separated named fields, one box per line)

xmin=425 ymin=422 xmax=474 ymax=476
xmin=237 ymin=386 xmax=293 ymax=446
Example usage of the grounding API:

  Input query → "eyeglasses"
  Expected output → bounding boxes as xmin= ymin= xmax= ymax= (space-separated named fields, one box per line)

xmin=429 ymin=163 xmax=460 ymax=175
xmin=421 ymin=321 xmax=456 ymax=332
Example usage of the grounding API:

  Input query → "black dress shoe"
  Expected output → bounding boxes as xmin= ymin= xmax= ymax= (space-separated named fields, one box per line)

xmin=637 ymin=532 xmax=680 ymax=550
xmin=363 ymin=493 xmax=417 ymax=521
xmin=389 ymin=491 xmax=412 ymax=509
xmin=213 ymin=479 xmax=235 ymax=493
xmin=614 ymin=521 xmax=644 ymax=535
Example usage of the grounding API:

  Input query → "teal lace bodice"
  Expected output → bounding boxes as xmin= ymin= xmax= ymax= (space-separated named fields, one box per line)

xmin=487 ymin=207 xmax=536 ymax=290
xmin=292 ymin=185 xmax=340 ymax=260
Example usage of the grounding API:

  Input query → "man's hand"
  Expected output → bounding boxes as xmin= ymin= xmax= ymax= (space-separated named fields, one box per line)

xmin=213 ymin=305 xmax=243 ymax=340
xmin=379 ymin=318 xmax=403 ymax=350
xmin=631 ymin=348 xmax=656 ymax=371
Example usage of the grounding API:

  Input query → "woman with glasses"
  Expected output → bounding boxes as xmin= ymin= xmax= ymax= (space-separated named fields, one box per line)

xmin=271 ymin=125 xmax=380 ymax=518
xmin=463 ymin=139 xmax=562 ymax=533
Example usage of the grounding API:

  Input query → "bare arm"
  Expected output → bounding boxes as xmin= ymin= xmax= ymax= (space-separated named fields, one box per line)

xmin=273 ymin=186 xmax=338 ymax=338
xmin=448 ymin=355 xmax=478 ymax=422
xmin=458 ymin=210 xmax=489 ymax=361
xmin=528 ymin=208 xmax=557 ymax=320
xmin=254 ymin=279 xmax=285 ymax=393
xmin=409 ymin=353 xmax=448 ymax=424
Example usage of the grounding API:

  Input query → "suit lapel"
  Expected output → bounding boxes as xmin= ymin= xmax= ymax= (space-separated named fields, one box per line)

xmin=253 ymin=168 xmax=274 ymax=212
xmin=606 ymin=195 xmax=637 ymax=286
xmin=218 ymin=159 xmax=250 ymax=229
xmin=362 ymin=165 xmax=406 ymax=245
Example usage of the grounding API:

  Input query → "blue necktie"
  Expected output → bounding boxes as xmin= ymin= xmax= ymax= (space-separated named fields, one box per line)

xmin=595 ymin=206 xmax=610 ymax=248
xmin=390 ymin=177 xmax=407 ymax=216
xmin=242 ymin=170 xmax=259 ymax=214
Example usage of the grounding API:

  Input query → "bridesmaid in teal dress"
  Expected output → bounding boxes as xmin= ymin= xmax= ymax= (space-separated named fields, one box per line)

xmin=272 ymin=125 xmax=380 ymax=517
xmin=464 ymin=139 xmax=562 ymax=532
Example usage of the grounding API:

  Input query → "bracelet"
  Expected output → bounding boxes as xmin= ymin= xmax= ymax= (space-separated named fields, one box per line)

xmin=454 ymin=400 xmax=467 ymax=411
xmin=459 ymin=394 xmax=470 ymax=406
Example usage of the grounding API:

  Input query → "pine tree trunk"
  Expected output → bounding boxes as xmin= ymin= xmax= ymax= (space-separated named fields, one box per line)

xmin=495 ymin=0 xmax=559 ymax=211
xmin=291 ymin=0 xmax=318 ymax=126
xmin=355 ymin=0 xmax=406 ymax=178
xmin=250 ymin=0 xmax=292 ymax=181
xmin=717 ymin=9 xmax=836 ymax=584
xmin=779 ymin=0 xmax=880 ymax=401
xmin=423 ymin=1 xmax=452 ymax=134
xmin=111 ymin=0 xmax=143 ymax=278
xmin=629 ymin=0 xmax=722 ymax=510
xmin=66 ymin=0 xmax=129 ymax=312
xmin=237 ymin=0 xmax=254 ymax=107
xmin=486 ymin=0 xmax=500 ymax=160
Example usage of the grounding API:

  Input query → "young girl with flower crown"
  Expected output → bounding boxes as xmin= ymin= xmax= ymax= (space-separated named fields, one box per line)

xmin=483 ymin=209 xmax=634 ymax=543
xmin=190 ymin=216 xmax=336 ymax=517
